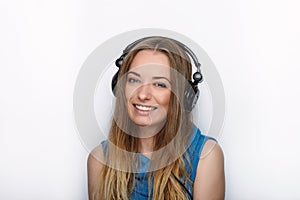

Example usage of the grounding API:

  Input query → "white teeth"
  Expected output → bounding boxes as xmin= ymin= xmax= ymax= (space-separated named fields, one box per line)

xmin=135 ymin=104 xmax=155 ymax=111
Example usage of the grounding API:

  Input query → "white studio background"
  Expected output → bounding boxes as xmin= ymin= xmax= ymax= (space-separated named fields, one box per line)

xmin=0 ymin=0 xmax=299 ymax=199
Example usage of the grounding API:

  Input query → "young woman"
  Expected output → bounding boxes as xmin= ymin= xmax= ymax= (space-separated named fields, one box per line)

xmin=88 ymin=36 xmax=225 ymax=200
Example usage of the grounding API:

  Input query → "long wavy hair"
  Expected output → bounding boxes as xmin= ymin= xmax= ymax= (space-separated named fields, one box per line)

xmin=98 ymin=37 xmax=194 ymax=200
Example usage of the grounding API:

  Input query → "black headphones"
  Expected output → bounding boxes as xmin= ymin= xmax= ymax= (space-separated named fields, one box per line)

xmin=111 ymin=36 xmax=203 ymax=112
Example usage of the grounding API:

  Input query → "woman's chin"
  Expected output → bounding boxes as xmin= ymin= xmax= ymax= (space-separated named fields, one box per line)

xmin=131 ymin=118 xmax=166 ymax=131
xmin=131 ymin=119 xmax=152 ymax=127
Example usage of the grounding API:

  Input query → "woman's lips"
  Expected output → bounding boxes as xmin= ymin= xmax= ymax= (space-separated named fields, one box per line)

xmin=133 ymin=104 xmax=157 ymax=111
xmin=132 ymin=104 xmax=158 ymax=116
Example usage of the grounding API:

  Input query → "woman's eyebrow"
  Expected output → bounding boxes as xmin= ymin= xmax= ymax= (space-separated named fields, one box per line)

xmin=127 ymin=71 xmax=140 ymax=77
xmin=152 ymin=76 xmax=171 ymax=84
xmin=128 ymin=71 xmax=171 ymax=83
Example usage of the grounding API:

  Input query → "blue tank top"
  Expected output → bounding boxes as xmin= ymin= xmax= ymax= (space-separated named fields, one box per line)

xmin=101 ymin=126 xmax=213 ymax=200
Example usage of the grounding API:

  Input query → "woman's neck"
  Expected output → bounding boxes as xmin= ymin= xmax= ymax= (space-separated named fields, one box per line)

xmin=139 ymin=137 xmax=154 ymax=156
xmin=135 ymin=124 xmax=165 ymax=157
xmin=136 ymin=126 xmax=157 ymax=158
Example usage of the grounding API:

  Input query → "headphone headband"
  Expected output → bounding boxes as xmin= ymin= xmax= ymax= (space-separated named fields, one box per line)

xmin=119 ymin=36 xmax=202 ymax=81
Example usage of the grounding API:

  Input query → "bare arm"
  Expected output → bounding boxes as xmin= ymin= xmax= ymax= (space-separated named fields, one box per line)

xmin=193 ymin=139 xmax=225 ymax=200
xmin=87 ymin=146 xmax=104 ymax=200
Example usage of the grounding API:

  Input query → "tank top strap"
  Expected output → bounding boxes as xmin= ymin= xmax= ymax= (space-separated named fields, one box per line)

xmin=183 ymin=125 xmax=217 ymax=197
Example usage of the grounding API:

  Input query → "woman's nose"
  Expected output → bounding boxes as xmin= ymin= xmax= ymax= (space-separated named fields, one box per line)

xmin=137 ymin=84 xmax=152 ymax=100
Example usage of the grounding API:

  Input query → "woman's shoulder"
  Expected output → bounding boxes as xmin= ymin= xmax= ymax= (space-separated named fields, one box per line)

xmin=192 ymin=126 xmax=223 ymax=163
xmin=189 ymin=125 xmax=217 ymax=153
xmin=87 ymin=143 xmax=107 ymax=199
xmin=193 ymin=139 xmax=225 ymax=199
xmin=200 ymin=139 xmax=223 ymax=161
xmin=193 ymin=123 xmax=223 ymax=160
xmin=87 ymin=143 xmax=106 ymax=168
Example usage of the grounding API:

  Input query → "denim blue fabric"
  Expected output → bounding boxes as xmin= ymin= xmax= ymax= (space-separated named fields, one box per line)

xmin=101 ymin=126 xmax=214 ymax=199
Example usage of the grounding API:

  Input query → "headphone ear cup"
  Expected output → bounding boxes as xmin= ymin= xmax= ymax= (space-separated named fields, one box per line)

xmin=111 ymin=71 xmax=119 ymax=96
xmin=184 ymin=81 xmax=200 ymax=112
xmin=112 ymin=54 xmax=125 ymax=96
xmin=115 ymin=56 xmax=124 ymax=68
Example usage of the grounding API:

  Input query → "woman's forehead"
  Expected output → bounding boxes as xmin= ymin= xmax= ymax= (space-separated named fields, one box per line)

xmin=129 ymin=50 xmax=170 ymax=68
xmin=128 ymin=64 xmax=170 ymax=78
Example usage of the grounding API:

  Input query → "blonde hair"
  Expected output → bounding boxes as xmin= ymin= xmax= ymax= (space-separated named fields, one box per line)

xmin=98 ymin=37 xmax=194 ymax=200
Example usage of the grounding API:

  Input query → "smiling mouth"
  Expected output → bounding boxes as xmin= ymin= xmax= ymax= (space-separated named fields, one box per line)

xmin=133 ymin=104 xmax=157 ymax=111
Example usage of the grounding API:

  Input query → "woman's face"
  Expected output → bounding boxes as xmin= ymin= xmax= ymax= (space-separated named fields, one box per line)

xmin=125 ymin=50 xmax=171 ymax=130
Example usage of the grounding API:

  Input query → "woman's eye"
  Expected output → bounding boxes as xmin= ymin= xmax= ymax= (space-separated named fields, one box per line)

xmin=154 ymin=82 xmax=167 ymax=88
xmin=128 ymin=78 xmax=140 ymax=83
